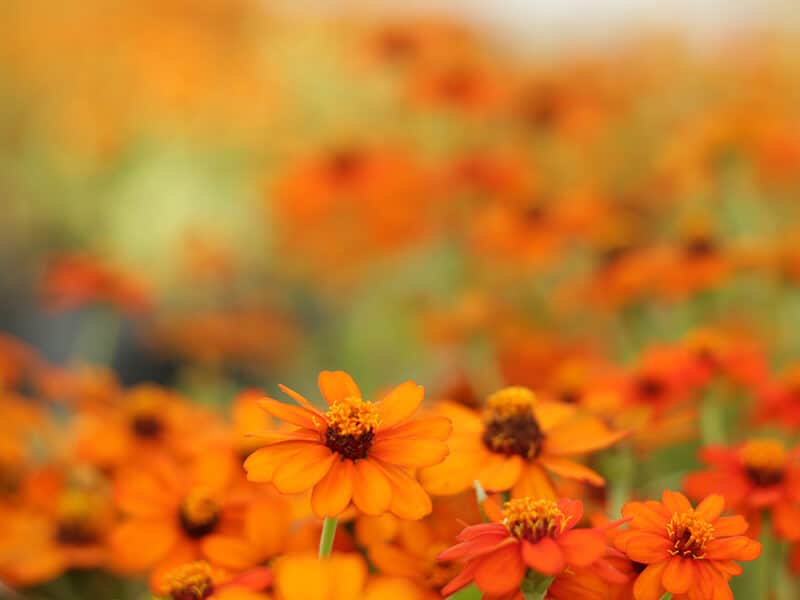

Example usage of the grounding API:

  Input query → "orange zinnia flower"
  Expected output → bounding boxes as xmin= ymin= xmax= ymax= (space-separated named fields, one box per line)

xmin=244 ymin=371 xmax=451 ymax=519
xmin=684 ymin=439 xmax=800 ymax=539
xmin=157 ymin=560 xmax=272 ymax=600
xmin=420 ymin=387 xmax=626 ymax=499
xmin=615 ymin=491 xmax=761 ymax=599
xmin=438 ymin=497 xmax=607 ymax=598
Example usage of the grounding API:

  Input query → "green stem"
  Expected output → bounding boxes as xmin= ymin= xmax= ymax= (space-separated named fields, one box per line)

xmin=606 ymin=444 xmax=634 ymax=518
xmin=520 ymin=572 xmax=553 ymax=600
xmin=776 ymin=541 xmax=796 ymax=600
xmin=318 ymin=516 xmax=338 ymax=559
xmin=473 ymin=480 xmax=490 ymax=522
xmin=660 ymin=594 xmax=672 ymax=600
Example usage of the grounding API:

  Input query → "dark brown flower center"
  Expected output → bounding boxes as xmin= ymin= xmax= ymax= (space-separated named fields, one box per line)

xmin=131 ymin=414 xmax=164 ymax=439
xmin=685 ymin=236 xmax=717 ymax=259
xmin=325 ymin=428 xmax=374 ymax=460
xmin=481 ymin=387 xmax=545 ymax=459
xmin=179 ymin=490 xmax=220 ymax=539
xmin=635 ymin=376 xmax=666 ymax=401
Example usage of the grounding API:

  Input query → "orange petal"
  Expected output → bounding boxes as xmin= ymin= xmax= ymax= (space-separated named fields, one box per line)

xmin=695 ymin=494 xmax=725 ymax=521
xmin=377 ymin=381 xmax=424 ymax=429
xmin=476 ymin=454 xmax=523 ymax=491
xmin=622 ymin=500 xmax=670 ymax=533
xmin=558 ymin=529 xmax=606 ymax=567
xmin=311 ymin=457 xmax=354 ymax=518
xmin=521 ymin=537 xmax=565 ymax=575
xmin=278 ymin=384 xmax=325 ymax=415
xmin=243 ymin=441 xmax=318 ymax=483
xmin=375 ymin=461 xmax=432 ymax=519
xmin=418 ymin=448 xmax=483 ymax=495
xmin=109 ymin=520 xmax=178 ymax=573
xmin=704 ymin=537 xmax=762 ymax=561
xmin=370 ymin=438 xmax=448 ymax=468
xmin=258 ymin=398 xmax=323 ymax=431
xmin=202 ymin=535 xmax=261 ymax=571
xmin=473 ymin=542 xmax=526 ymax=595
xmin=533 ymin=402 xmax=578 ymax=431
xmin=661 ymin=490 xmax=692 ymax=514
xmin=272 ymin=446 xmax=337 ymax=494
xmin=245 ymin=497 xmax=290 ymax=557
xmin=544 ymin=418 xmax=628 ymax=456
xmin=662 ymin=555 xmax=694 ymax=594
xmin=633 ymin=560 xmax=668 ymax=600
xmin=378 ymin=415 xmax=452 ymax=441
xmin=622 ymin=533 xmax=671 ymax=563
xmin=511 ymin=463 xmax=556 ymax=500
xmin=351 ymin=458 xmax=392 ymax=515
xmin=712 ymin=515 xmax=749 ymax=537
xmin=318 ymin=371 xmax=361 ymax=405
xmin=538 ymin=456 xmax=605 ymax=486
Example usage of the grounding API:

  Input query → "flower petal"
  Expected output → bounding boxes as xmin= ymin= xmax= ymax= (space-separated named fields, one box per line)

xmin=202 ymin=535 xmax=261 ymax=571
xmin=473 ymin=542 xmax=526 ymax=595
xmin=377 ymin=381 xmax=424 ymax=429
xmin=109 ymin=520 xmax=178 ymax=573
xmin=704 ymin=537 xmax=762 ymax=561
xmin=662 ymin=555 xmax=694 ymax=594
xmin=661 ymin=489 xmax=692 ymax=514
xmin=476 ymin=454 xmax=523 ymax=491
xmin=695 ymin=494 xmax=725 ymax=521
xmin=622 ymin=533 xmax=671 ymax=564
xmin=351 ymin=459 xmax=392 ymax=516
xmin=544 ymin=418 xmax=628 ymax=456
xmin=511 ymin=463 xmax=556 ymax=500
xmin=318 ymin=371 xmax=361 ymax=405
xmin=633 ymin=560 xmax=667 ymax=600
xmin=243 ymin=441 xmax=318 ymax=483
xmin=374 ymin=461 xmax=432 ymax=519
xmin=311 ymin=456 xmax=354 ymax=517
xmin=258 ymin=398 xmax=323 ymax=431
xmin=272 ymin=446 xmax=337 ymax=494
xmin=539 ymin=456 xmax=605 ymax=486
xmin=378 ymin=415 xmax=452 ymax=441
xmin=558 ymin=529 xmax=606 ymax=567
xmin=521 ymin=537 xmax=565 ymax=575
xmin=370 ymin=438 xmax=448 ymax=468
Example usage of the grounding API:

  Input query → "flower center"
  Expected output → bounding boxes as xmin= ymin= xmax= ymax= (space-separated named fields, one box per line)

xmin=324 ymin=396 xmax=380 ymax=460
xmin=163 ymin=561 xmax=214 ymax=600
xmin=55 ymin=489 xmax=107 ymax=545
xmin=130 ymin=413 xmax=164 ymax=439
xmin=684 ymin=235 xmax=717 ymax=259
xmin=502 ymin=497 xmax=569 ymax=543
xmin=179 ymin=488 xmax=220 ymax=539
xmin=740 ymin=439 xmax=786 ymax=486
xmin=634 ymin=375 xmax=666 ymax=402
xmin=666 ymin=512 xmax=714 ymax=559
xmin=481 ymin=387 xmax=544 ymax=459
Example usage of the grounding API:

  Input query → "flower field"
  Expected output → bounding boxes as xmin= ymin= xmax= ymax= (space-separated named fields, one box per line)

xmin=2 ymin=2 xmax=800 ymax=599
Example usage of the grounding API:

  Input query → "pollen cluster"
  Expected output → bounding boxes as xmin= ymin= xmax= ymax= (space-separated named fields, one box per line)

xmin=481 ymin=387 xmax=544 ymax=459
xmin=56 ymin=489 xmax=107 ymax=545
xmin=323 ymin=395 xmax=380 ymax=460
xmin=163 ymin=561 xmax=214 ymax=600
xmin=502 ymin=498 xmax=569 ymax=543
xmin=740 ymin=439 xmax=786 ymax=486
xmin=666 ymin=511 xmax=714 ymax=559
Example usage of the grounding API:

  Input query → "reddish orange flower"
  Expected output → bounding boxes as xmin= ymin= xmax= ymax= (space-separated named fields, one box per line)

xmin=615 ymin=491 xmax=761 ymax=600
xmin=438 ymin=497 xmax=607 ymax=598
xmin=420 ymin=387 xmax=627 ymax=499
xmin=244 ymin=371 xmax=451 ymax=519
xmin=41 ymin=253 xmax=152 ymax=314
xmin=684 ymin=439 xmax=800 ymax=539
xmin=754 ymin=364 xmax=800 ymax=430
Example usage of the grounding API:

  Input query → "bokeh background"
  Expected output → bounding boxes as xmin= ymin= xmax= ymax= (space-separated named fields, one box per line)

xmin=2 ymin=1 xmax=800 ymax=596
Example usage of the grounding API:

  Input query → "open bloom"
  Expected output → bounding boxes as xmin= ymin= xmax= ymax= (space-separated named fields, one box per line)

xmin=615 ymin=490 xmax=761 ymax=600
xmin=158 ymin=560 xmax=271 ymax=600
xmin=684 ymin=439 xmax=800 ymax=539
xmin=438 ymin=497 xmax=607 ymax=598
xmin=420 ymin=386 xmax=627 ymax=499
xmin=244 ymin=371 xmax=451 ymax=519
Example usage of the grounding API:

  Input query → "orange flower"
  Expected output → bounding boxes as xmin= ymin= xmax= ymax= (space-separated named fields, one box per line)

xmin=420 ymin=387 xmax=627 ymax=499
xmin=438 ymin=497 xmax=607 ymax=598
xmin=109 ymin=452 xmax=241 ymax=591
xmin=0 ymin=466 xmax=113 ymax=586
xmin=157 ymin=560 xmax=271 ymax=600
xmin=244 ymin=371 xmax=451 ymax=519
xmin=615 ymin=490 xmax=761 ymax=599
xmin=684 ymin=439 xmax=800 ymax=539
xmin=272 ymin=552 xmax=366 ymax=600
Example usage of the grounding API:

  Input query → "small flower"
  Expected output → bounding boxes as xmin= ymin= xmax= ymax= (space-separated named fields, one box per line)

xmin=158 ymin=560 xmax=271 ymax=600
xmin=684 ymin=439 xmax=800 ymax=539
xmin=243 ymin=371 xmax=451 ymax=519
xmin=615 ymin=490 xmax=761 ymax=599
xmin=421 ymin=386 xmax=627 ymax=499
xmin=438 ymin=497 xmax=607 ymax=598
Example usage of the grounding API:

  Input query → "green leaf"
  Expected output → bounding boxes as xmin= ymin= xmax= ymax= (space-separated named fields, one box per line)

xmin=448 ymin=583 xmax=482 ymax=600
xmin=520 ymin=572 xmax=554 ymax=600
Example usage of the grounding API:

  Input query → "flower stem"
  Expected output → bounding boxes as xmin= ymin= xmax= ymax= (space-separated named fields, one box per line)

xmin=520 ymin=572 xmax=553 ymax=600
xmin=318 ymin=516 xmax=338 ymax=559
xmin=606 ymin=443 xmax=634 ymax=518
xmin=700 ymin=386 xmax=726 ymax=445
xmin=473 ymin=480 xmax=490 ymax=522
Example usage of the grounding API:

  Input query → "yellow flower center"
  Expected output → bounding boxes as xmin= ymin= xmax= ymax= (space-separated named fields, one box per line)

xmin=502 ymin=497 xmax=569 ymax=543
xmin=324 ymin=396 xmax=380 ymax=460
xmin=163 ymin=561 xmax=214 ymax=600
xmin=740 ymin=439 xmax=786 ymax=486
xmin=180 ymin=488 xmax=220 ymax=539
xmin=56 ymin=488 xmax=108 ymax=545
xmin=481 ymin=387 xmax=544 ymax=459
xmin=666 ymin=512 xmax=714 ymax=559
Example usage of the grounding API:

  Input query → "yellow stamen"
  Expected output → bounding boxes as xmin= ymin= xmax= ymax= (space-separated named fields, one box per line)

xmin=181 ymin=488 xmax=219 ymax=529
xmin=484 ymin=386 xmax=538 ymax=419
xmin=740 ymin=439 xmax=786 ymax=472
xmin=666 ymin=512 xmax=714 ymax=558
xmin=502 ymin=497 xmax=569 ymax=542
xmin=163 ymin=561 xmax=214 ymax=600
xmin=326 ymin=395 xmax=380 ymax=437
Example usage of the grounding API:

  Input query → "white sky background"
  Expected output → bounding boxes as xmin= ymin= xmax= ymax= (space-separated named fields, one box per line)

xmin=275 ymin=0 xmax=798 ymax=52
